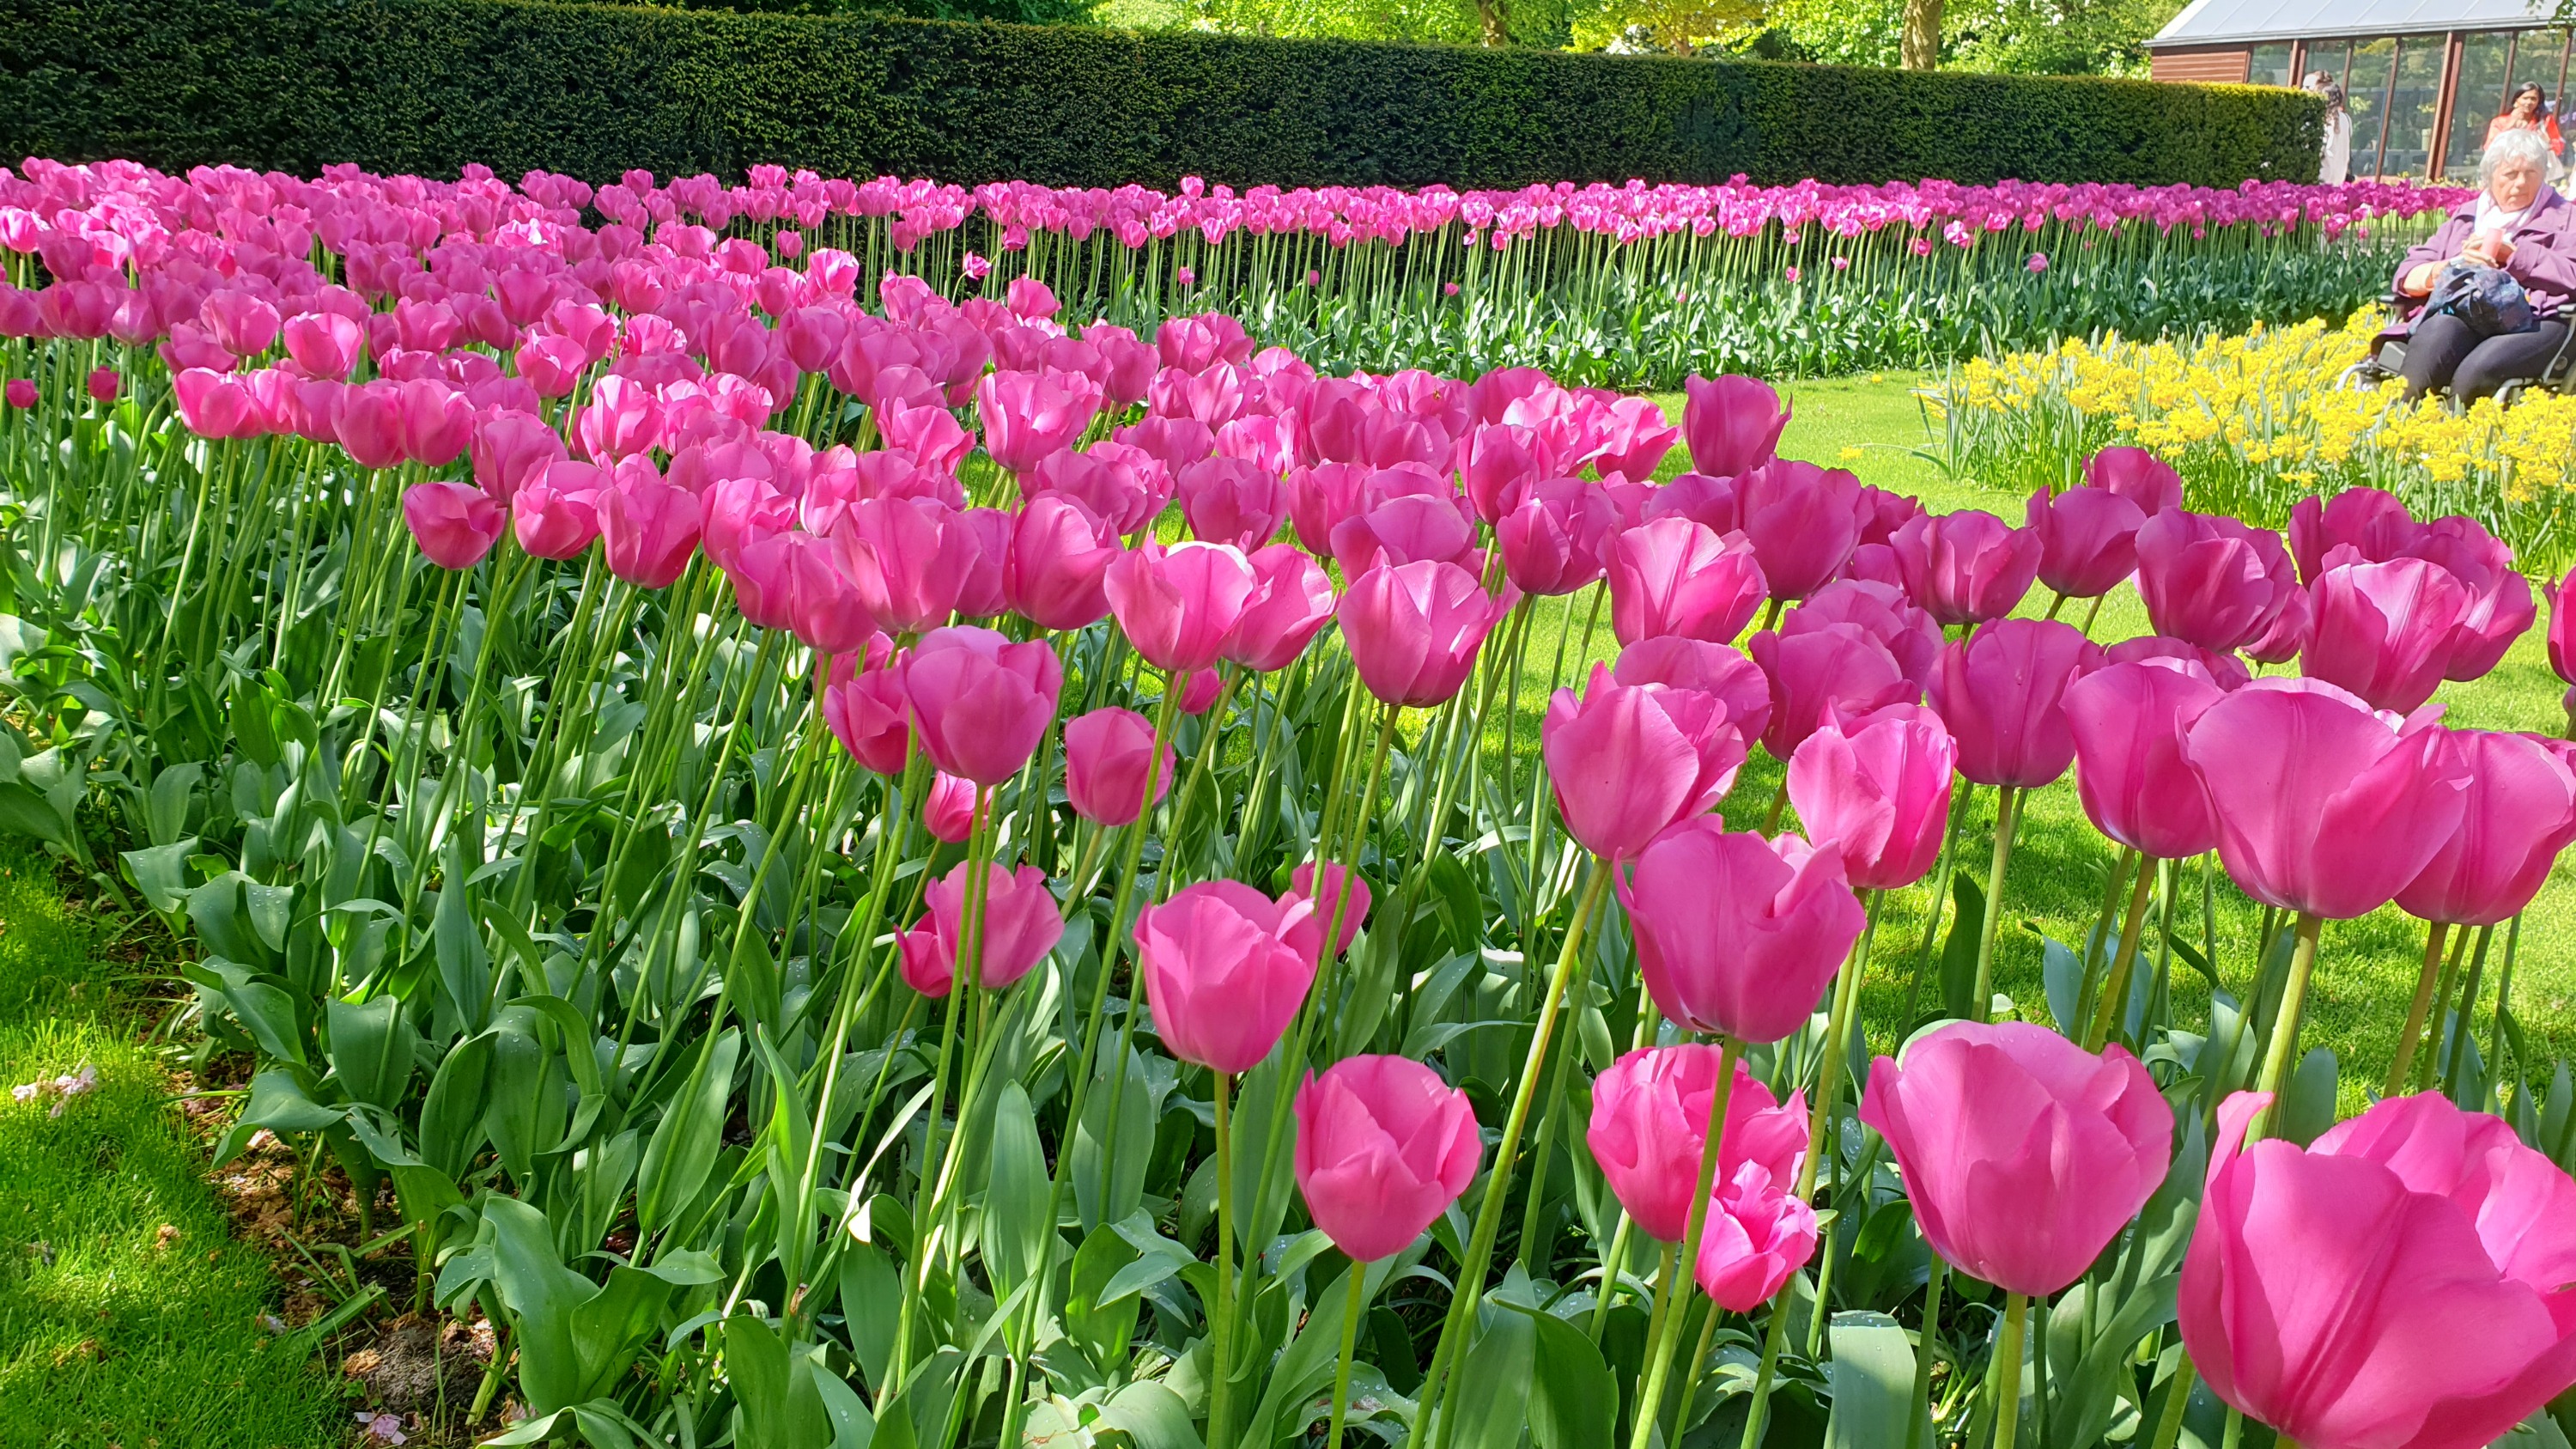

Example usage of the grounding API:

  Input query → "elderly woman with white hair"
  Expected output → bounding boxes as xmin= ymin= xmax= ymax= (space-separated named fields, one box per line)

xmin=2392 ymin=127 xmax=2576 ymax=401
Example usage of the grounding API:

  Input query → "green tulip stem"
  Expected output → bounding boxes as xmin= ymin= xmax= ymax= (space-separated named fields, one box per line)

xmin=2146 ymin=1345 xmax=2196 ymax=1449
xmin=2413 ymin=922 xmax=2473 ymax=1094
xmin=2488 ymin=912 xmax=2524 ymax=1094
xmin=2084 ymin=853 xmax=2160 ymax=1052
xmin=1623 ymin=1034 xmax=1743 ymax=1449
xmin=1326 ymin=1259 xmax=1371 ymax=1449
xmin=2246 ymin=913 xmax=2322 ymax=1144
xmin=1902 ymin=784 xmax=1978 ymax=1030
xmin=1734 ymin=1282 xmax=1796 ymax=1449
xmin=1406 ymin=860 xmax=1613 ymax=1449
xmin=1990 ymin=1292 xmax=2029 ymax=1449
xmin=2440 ymin=922 xmax=2496 ymax=1099
xmin=1799 ymin=891 xmax=1882 ymax=1201
xmin=1971 ymin=787 xmax=2020 ymax=1024
xmin=2385 ymin=918 xmax=2451 ymax=1097
xmin=1211 ymin=1068 xmax=1238 ymax=1449
xmin=1906 ymin=1258 xmax=1948 ymax=1449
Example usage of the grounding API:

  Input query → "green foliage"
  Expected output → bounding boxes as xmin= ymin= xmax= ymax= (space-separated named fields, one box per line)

xmin=0 ymin=0 xmax=2319 ymax=188
xmin=1737 ymin=0 xmax=2186 ymax=76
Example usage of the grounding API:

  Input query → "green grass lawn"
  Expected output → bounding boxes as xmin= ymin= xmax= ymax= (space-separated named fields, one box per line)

xmin=1542 ymin=374 xmax=2576 ymax=1108
xmin=0 ymin=849 xmax=345 ymax=1449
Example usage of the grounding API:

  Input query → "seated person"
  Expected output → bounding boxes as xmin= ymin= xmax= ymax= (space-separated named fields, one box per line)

xmin=2394 ymin=128 xmax=2576 ymax=402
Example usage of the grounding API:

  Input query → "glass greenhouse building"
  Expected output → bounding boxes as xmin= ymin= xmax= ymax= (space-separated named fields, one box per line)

xmin=2148 ymin=0 xmax=2576 ymax=181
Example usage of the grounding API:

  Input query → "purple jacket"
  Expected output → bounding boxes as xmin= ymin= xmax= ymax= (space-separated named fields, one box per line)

xmin=2396 ymin=186 xmax=2576 ymax=320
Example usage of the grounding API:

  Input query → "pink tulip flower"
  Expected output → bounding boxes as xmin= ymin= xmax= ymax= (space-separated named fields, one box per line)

xmin=402 ymin=482 xmax=504 ymax=571
xmin=2061 ymin=657 xmax=2226 ymax=860
xmin=1608 ymin=517 xmax=1768 ymax=647
xmin=1927 ymin=618 xmax=2102 ymax=789
xmin=835 ymin=496 xmax=981 ymax=636
xmin=1623 ymin=819 xmax=1868 ymax=1044
xmin=1783 ymin=578 xmax=1942 ymax=691
xmin=282 ymin=310 xmax=364 ymax=380
xmin=1105 ymin=540 xmax=1257 ymax=673
xmin=1749 ymin=623 xmax=1916 ymax=763
xmin=1287 ymin=861 xmax=1371 ymax=959
xmin=1222 ymin=545 xmax=1335 ymax=673
xmin=1891 ymin=509 xmax=2040 ymax=627
xmin=1733 ymin=458 xmax=1862 ymax=601
xmin=1860 ymin=1022 xmax=2170 ymax=1297
xmin=1005 ymin=494 xmax=1120 ymax=632
xmin=920 ymin=771 xmax=979 ymax=844
xmin=1695 ymin=1164 xmax=1820 ymax=1312
xmin=2082 ymin=447 xmax=2183 ymax=514
xmin=1292 ymin=1056 xmax=1480 ymax=1262
xmin=1498 ymin=477 xmax=1619 ymax=597
xmin=1063 ymin=706 xmax=1175 ymax=826
xmin=1785 ymin=703 xmax=1956 ymax=890
xmin=2134 ymin=510 xmax=2301 ymax=654
xmin=2396 ymin=729 xmax=2576 ymax=926
xmin=1541 ymin=664 xmax=1746 ymax=861
xmin=1682 ymin=374 xmax=1790 ymax=478
xmin=978 ymin=368 xmax=1102 ymax=473
xmin=899 ymin=625 xmax=1062 ymax=787
xmin=1338 ymin=559 xmax=1509 ymax=708
xmin=2180 ymin=678 xmax=2471 ymax=919
xmin=1613 ymin=636 xmax=1775 ymax=744
xmin=897 ymin=861 xmax=1065 ymax=995
xmin=471 ymin=410 xmax=568 ymax=503
xmin=823 ymin=658 xmax=914 ymax=777
xmin=2181 ymin=1091 xmax=2576 ymax=1449
xmin=2301 ymin=557 xmax=2472 ymax=713
xmin=2027 ymin=484 xmax=2148 ymax=600
xmin=85 ymin=367 xmax=118 ymax=404
xmin=1133 ymin=880 xmax=1320 ymax=1073
xmin=1178 ymin=454 xmax=1289 ymax=551
xmin=2287 ymin=486 xmax=2420 ymax=582
xmin=597 ymin=471 xmax=703 ymax=589
xmin=1585 ymin=1044 xmax=1807 ymax=1243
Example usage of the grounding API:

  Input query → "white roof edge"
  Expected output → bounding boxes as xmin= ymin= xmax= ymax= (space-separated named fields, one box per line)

xmin=2149 ymin=0 xmax=2560 ymax=50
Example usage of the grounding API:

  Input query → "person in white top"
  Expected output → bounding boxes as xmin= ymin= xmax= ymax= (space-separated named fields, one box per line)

xmin=2306 ymin=73 xmax=2353 ymax=184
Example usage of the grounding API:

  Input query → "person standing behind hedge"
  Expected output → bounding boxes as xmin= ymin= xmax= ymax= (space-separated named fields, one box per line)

xmin=2306 ymin=73 xmax=2351 ymax=184
xmin=2394 ymin=129 xmax=2576 ymax=402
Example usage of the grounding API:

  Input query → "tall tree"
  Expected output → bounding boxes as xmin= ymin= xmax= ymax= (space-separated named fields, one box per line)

xmin=1900 ymin=0 xmax=1939 ymax=66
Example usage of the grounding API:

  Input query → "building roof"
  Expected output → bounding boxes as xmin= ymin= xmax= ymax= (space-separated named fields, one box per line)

xmin=2150 ymin=0 xmax=2557 ymax=49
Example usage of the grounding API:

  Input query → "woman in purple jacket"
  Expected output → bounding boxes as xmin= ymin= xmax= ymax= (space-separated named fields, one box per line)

xmin=2395 ymin=127 xmax=2576 ymax=401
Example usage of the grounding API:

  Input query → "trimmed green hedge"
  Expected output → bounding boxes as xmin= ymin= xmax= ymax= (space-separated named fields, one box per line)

xmin=0 ymin=0 xmax=2322 ymax=189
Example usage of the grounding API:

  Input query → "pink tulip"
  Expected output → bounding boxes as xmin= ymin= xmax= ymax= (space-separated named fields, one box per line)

xmin=2082 ymin=447 xmax=2183 ymax=514
xmin=395 ymin=381 xmax=472 ymax=469
xmin=2180 ymin=678 xmax=2471 ymax=919
xmin=2062 ymin=658 xmax=2226 ymax=860
xmin=1749 ymin=623 xmax=1916 ymax=762
xmin=1927 ymin=618 xmax=2102 ymax=789
xmin=784 ymin=534 xmax=877 ymax=655
xmin=1643 ymin=471 xmax=1738 ymax=535
xmin=1286 ymin=461 xmax=1370 ymax=554
xmin=84 ymin=366 xmax=117 ymax=404
xmin=1133 ymin=880 xmax=1319 ymax=1073
xmin=2027 ymin=484 xmax=2148 ymax=600
xmin=1223 ymin=545 xmax=1335 ymax=673
xmin=899 ymin=625 xmax=1061 ymax=787
xmin=1854 ymin=486 xmax=1923 ymax=547
xmin=597 ymin=472 xmax=703 ymax=589
xmin=1176 ymin=667 xmax=1224 ymax=715
xmin=512 ymin=466 xmax=603 ymax=560
xmin=1608 ymin=517 xmax=1767 ymax=647
xmin=1005 ymin=494 xmax=1120 ymax=631
xmin=1585 ymin=1044 xmax=1807 ymax=1243
xmin=1498 ymin=477 xmax=1618 ymax=597
xmin=282 ymin=310 xmax=364 ymax=380
xmin=2396 ymin=730 xmax=2576 ymax=925
xmin=2410 ymin=522 xmax=2535 ymax=683
xmin=576 ymin=374 xmax=663 ymax=462
xmin=1733 ymin=459 xmax=1862 ymax=600
xmin=897 ymin=860 xmax=1066 ymax=995
xmin=471 ymin=411 xmax=568 ymax=503
xmin=835 ymin=496 xmax=979 ymax=636
xmin=1460 ymin=423 xmax=1542 ymax=523
xmin=1541 ymin=664 xmax=1746 ymax=861
xmin=1178 ymin=455 xmax=1288 ymax=551
xmin=1785 ymin=703 xmax=1956 ymax=890
xmin=978 ymin=368 xmax=1103 ymax=473
xmin=331 ymin=381 xmax=407 ymax=466
xmin=2105 ymin=633 xmax=2251 ymax=691
xmin=1783 ymin=578 xmax=1941 ymax=690
xmin=702 ymin=475 xmax=799 ymax=575
xmin=1613 ymin=636 xmax=1775 ymax=744
xmin=402 ymin=482 xmax=504 ymax=571
xmin=2301 ymin=557 xmax=2472 ymax=713
xmin=1891 ymin=509 xmax=2040 ymax=627
xmin=201 ymin=290 xmax=281 ymax=357
xmin=1031 ymin=445 xmax=1167 ymax=536
xmin=2134 ymin=510 xmax=2300 ymax=653
xmin=823 ymin=661 xmax=913 ymax=776
xmin=1338 ymin=559 xmax=1509 ymax=708
xmin=2287 ymin=486 xmax=2420 ymax=582
xmin=1328 ymin=493 xmax=1478 ymax=577
xmin=1682 ymin=374 xmax=1790 ymax=478
xmin=1287 ymin=861 xmax=1371 ymax=959
xmin=1860 ymin=1022 xmax=2171 ymax=1297
xmin=920 ymin=771 xmax=979 ymax=844
xmin=1105 ymin=540 xmax=1257 ymax=673
xmin=2551 ymin=570 xmax=2576 ymax=695
xmin=2180 ymin=1091 xmax=2576 ymax=1449
xmin=1063 ymin=706 xmax=1176 ymax=827
xmin=516 ymin=334 xmax=587 ymax=398
xmin=1623 ymin=819 xmax=1867 ymax=1044
xmin=1695 ymin=1164 xmax=1820 ymax=1312
xmin=1292 ymin=1056 xmax=1480 ymax=1262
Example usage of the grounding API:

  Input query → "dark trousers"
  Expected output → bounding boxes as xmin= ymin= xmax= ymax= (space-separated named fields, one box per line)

xmin=2400 ymin=313 xmax=2571 ymax=402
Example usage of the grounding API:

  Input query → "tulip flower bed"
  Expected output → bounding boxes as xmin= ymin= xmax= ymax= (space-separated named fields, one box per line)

xmin=6 ymin=155 xmax=2576 ymax=1449
xmin=0 ymin=160 xmax=2458 ymax=390
xmin=1930 ymin=311 xmax=2576 ymax=568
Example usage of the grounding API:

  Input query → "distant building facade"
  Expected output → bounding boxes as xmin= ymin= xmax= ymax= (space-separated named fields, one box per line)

xmin=2148 ymin=0 xmax=2571 ymax=180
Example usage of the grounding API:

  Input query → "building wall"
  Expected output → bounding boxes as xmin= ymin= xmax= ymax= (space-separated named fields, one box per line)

xmin=2152 ymin=45 xmax=2252 ymax=83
